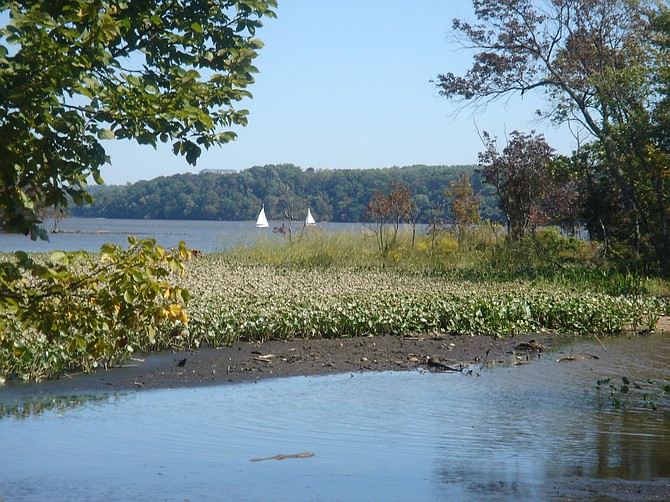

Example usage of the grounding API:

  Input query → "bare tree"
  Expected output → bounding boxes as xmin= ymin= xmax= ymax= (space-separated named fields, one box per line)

xmin=366 ymin=182 xmax=414 ymax=257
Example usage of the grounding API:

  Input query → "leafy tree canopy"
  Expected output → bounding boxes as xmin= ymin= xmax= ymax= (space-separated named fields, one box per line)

xmin=437 ymin=0 xmax=670 ymax=271
xmin=0 ymin=0 xmax=277 ymax=239
xmin=70 ymin=163 xmax=500 ymax=224
xmin=479 ymin=130 xmax=555 ymax=240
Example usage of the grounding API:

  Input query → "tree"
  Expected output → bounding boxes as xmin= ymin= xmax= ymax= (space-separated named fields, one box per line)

xmin=366 ymin=182 xmax=414 ymax=257
xmin=544 ymin=156 xmax=587 ymax=237
xmin=272 ymin=184 xmax=303 ymax=244
xmin=0 ymin=1 xmax=275 ymax=381
xmin=0 ymin=238 xmax=191 ymax=381
xmin=444 ymin=174 xmax=481 ymax=228
xmin=70 ymin=164 xmax=494 ymax=224
xmin=435 ymin=0 xmax=670 ymax=269
xmin=478 ymin=131 xmax=555 ymax=240
xmin=0 ymin=0 xmax=277 ymax=239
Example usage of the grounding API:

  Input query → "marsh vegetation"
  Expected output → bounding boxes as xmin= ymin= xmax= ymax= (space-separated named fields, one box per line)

xmin=1 ymin=227 xmax=667 ymax=383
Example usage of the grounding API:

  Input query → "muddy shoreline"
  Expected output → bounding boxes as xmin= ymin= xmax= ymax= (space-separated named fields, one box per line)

xmin=4 ymin=330 xmax=670 ymax=500
xmin=3 ymin=332 xmax=572 ymax=398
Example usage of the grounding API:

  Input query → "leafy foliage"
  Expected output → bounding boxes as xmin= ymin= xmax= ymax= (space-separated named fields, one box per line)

xmin=436 ymin=0 xmax=670 ymax=271
xmin=0 ymin=238 xmax=191 ymax=381
xmin=2 ymin=230 xmax=668 ymax=381
xmin=70 ymin=163 xmax=502 ymax=224
xmin=444 ymin=174 xmax=481 ymax=228
xmin=0 ymin=0 xmax=277 ymax=238
xmin=478 ymin=130 xmax=557 ymax=240
xmin=181 ymin=251 xmax=667 ymax=347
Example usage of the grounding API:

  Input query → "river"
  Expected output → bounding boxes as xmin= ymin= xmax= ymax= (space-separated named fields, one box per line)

xmin=1 ymin=218 xmax=668 ymax=500
xmin=0 ymin=218 xmax=371 ymax=254
xmin=1 ymin=333 xmax=669 ymax=501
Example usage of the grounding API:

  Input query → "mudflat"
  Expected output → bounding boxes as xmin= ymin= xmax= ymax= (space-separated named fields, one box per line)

xmin=4 ymin=332 xmax=567 ymax=397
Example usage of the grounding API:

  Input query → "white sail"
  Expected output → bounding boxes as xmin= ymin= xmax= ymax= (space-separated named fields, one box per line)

xmin=256 ymin=205 xmax=269 ymax=228
xmin=305 ymin=208 xmax=316 ymax=226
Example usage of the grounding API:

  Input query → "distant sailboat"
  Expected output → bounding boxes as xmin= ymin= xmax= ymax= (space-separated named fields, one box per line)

xmin=305 ymin=208 xmax=316 ymax=226
xmin=256 ymin=205 xmax=269 ymax=228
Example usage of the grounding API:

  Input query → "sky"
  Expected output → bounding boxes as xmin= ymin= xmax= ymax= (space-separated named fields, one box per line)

xmin=97 ymin=0 xmax=576 ymax=185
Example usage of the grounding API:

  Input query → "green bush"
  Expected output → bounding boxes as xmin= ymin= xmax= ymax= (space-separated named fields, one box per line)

xmin=0 ymin=238 xmax=190 ymax=381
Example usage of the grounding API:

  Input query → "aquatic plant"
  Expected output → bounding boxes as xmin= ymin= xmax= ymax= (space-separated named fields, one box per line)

xmin=597 ymin=376 xmax=670 ymax=411
xmin=181 ymin=255 xmax=667 ymax=348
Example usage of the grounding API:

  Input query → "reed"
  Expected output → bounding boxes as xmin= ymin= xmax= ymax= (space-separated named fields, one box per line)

xmin=225 ymin=225 xmax=662 ymax=294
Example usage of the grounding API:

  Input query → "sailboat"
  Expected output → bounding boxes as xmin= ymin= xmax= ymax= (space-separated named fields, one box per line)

xmin=256 ymin=205 xmax=269 ymax=228
xmin=305 ymin=208 xmax=316 ymax=226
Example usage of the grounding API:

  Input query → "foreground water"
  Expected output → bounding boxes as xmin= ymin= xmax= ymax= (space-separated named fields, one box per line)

xmin=0 ymin=218 xmax=371 ymax=253
xmin=1 ymin=334 xmax=669 ymax=501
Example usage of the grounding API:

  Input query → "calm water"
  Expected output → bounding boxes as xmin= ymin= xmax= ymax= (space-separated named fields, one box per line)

xmin=1 ymin=334 xmax=669 ymax=501
xmin=0 ymin=218 xmax=371 ymax=253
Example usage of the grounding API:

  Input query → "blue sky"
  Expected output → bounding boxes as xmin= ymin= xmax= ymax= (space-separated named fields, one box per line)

xmin=101 ymin=1 xmax=575 ymax=184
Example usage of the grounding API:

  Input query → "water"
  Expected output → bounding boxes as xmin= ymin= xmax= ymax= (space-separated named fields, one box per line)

xmin=1 ymin=334 xmax=669 ymax=501
xmin=0 ymin=218 xmax=371 ymax=253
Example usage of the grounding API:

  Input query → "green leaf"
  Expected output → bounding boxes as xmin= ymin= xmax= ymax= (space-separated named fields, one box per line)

xmin=98 ymin=128 xmax=116 ymax=140
xmin=50 ymin=251 xmax=67 ymax=263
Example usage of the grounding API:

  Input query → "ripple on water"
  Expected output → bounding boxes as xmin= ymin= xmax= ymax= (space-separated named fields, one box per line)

xmin=1 ymin=333 xmax=670 ymax=501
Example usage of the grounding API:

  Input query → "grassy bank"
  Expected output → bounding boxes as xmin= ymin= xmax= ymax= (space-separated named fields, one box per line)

xmin=1 ymin=228 xmax=669 ymax=381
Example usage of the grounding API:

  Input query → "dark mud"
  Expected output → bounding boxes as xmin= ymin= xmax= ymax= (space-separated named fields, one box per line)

xmin=3 ymin=332 xmax=563 ymax=397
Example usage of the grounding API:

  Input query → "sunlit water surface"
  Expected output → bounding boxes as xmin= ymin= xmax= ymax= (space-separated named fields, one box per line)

xmin=0 ymin=218 xmax=372 ymax=253
xmin=2 ymin=334 xmax=669 ymax=501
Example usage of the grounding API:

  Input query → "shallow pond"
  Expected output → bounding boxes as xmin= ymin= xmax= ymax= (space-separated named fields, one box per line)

xmin=1 ymin=334 xmax=670 ymax=501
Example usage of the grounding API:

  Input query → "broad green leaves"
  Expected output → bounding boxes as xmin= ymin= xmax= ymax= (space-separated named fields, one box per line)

xmin=182 ymin=255 xmax=667 ymax=347
xmin=1 ymin=237 xmax=668 ymax=382
xmin=0 ymin=238 xmax=191 ymax=381
xmin=0 ymin=0 xmax=277 ymax=238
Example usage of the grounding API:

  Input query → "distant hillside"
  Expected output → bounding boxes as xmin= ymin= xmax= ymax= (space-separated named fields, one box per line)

xmin=71 ymin=164 xmax=501 ymax=223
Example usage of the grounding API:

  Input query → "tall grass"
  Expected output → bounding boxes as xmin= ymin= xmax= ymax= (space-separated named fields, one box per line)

xmin=226 ymin=225 xmax=670 ymax=295
xmin=228 ymin=227 xmax=381 ymax=268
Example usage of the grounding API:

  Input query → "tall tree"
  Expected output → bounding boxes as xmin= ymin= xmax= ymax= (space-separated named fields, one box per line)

xmin=436 ymin=0 xmax=670 ymax=268
xmin=478 ymin=130 xmax=555 ymax=240
xmin=0 ymin=0 xmax=277 ymax=238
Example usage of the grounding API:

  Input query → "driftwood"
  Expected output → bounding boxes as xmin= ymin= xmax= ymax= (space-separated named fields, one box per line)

xmin=557 ymin=354 xmax=600 ymax=362
xmin=425 ymin=356 xmax=462 ymax=372
xmin=249 ymin=452 xmax=316 ymax=462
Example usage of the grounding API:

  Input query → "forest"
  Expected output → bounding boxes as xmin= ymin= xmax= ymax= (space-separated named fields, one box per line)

xmin=70 ymin=163 xmax=502 ymax=223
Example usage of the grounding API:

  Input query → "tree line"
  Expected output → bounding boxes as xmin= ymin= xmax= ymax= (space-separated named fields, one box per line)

xmin=69 ymin=164 xmax=502 ymax=224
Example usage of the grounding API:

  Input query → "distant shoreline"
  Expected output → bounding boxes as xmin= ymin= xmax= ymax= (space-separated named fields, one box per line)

xmin=51 ymin=229 xmax=153 ymax=235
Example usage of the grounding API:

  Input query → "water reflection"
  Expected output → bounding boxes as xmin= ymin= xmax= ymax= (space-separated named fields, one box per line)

xmin=0 ymin=393 xmax=122 ymax=420
xmin=593 ymin=409 xmax=670 ymax=480
xmin=1 ymin=333 xmax=669 ymax=501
